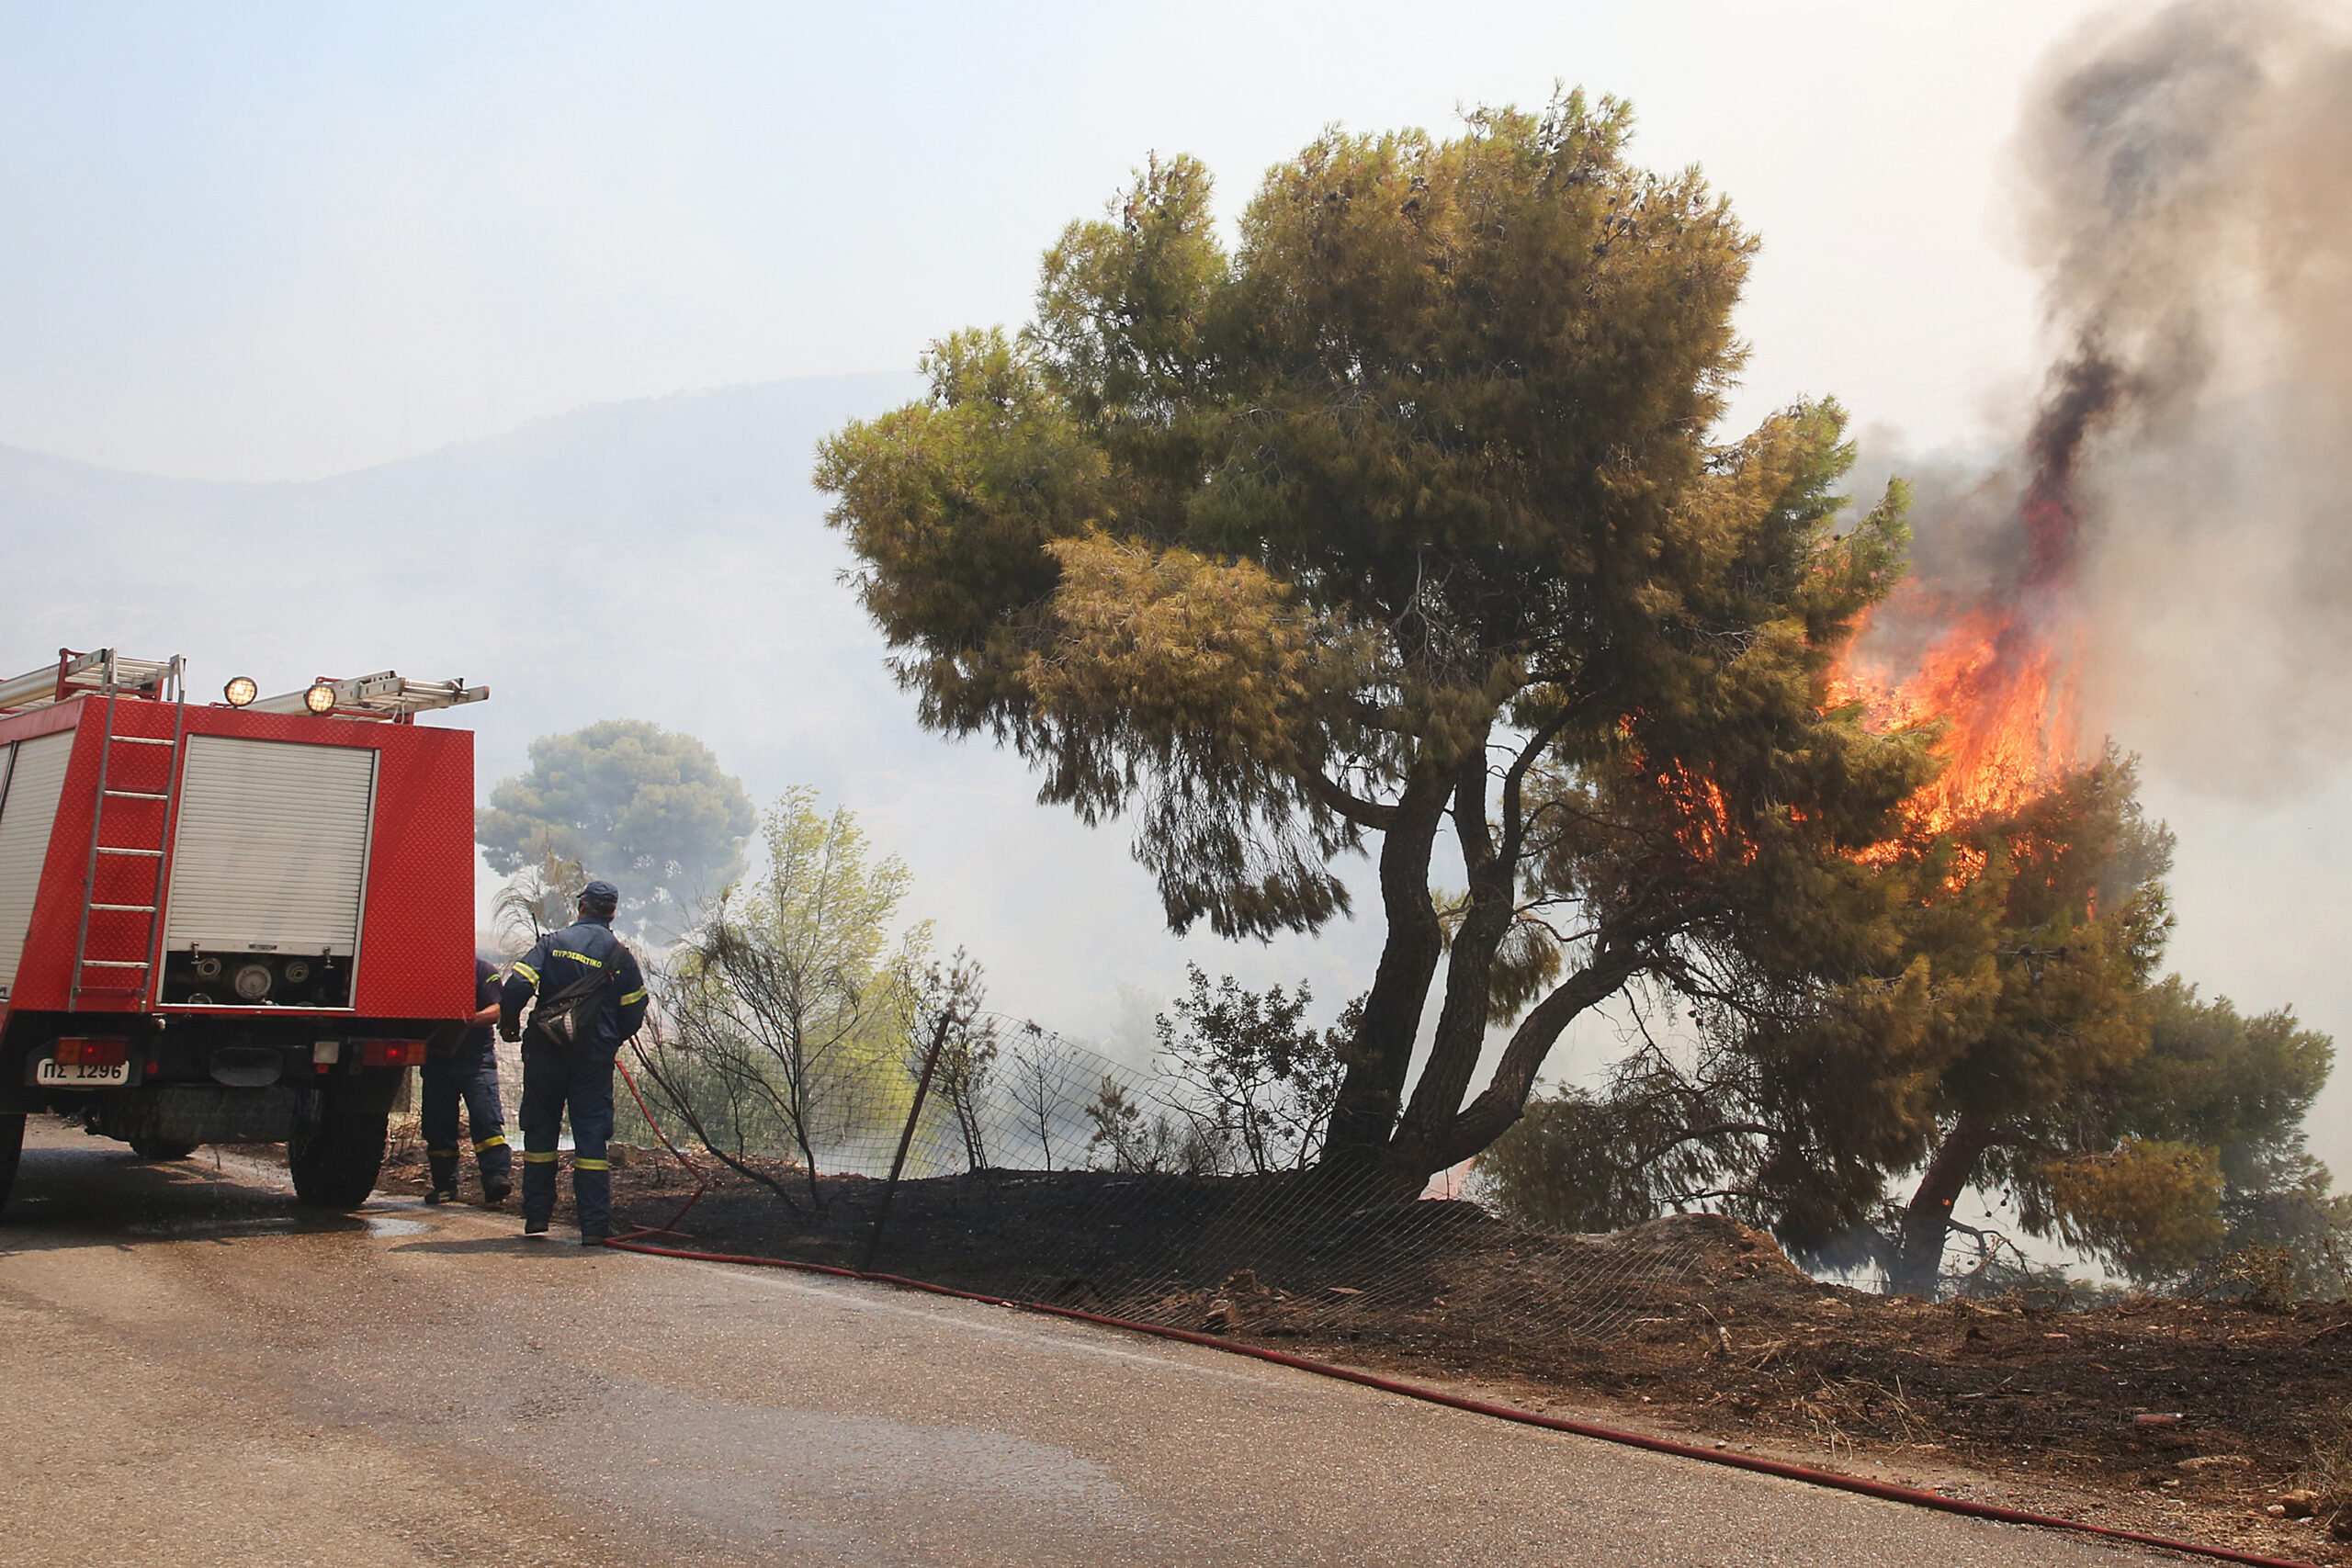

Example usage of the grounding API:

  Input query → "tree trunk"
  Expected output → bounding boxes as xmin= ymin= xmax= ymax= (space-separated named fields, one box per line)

xmin=1892 ymin=1111 xmax=1999 ymax=1298
xmin=1385 ymin=938 xmax=1643 ymax=1179
xmin=1319 ymin=765 xmax=1452 ymax=1171
xmin=1393 ymin=745 xmax=1516 ymax=1152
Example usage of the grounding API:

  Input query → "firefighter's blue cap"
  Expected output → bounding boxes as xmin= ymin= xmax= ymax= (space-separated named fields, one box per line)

xmin=581 ymin=880 xmax=620 ymax=910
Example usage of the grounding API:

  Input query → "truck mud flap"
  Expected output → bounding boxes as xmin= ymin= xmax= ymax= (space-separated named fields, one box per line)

xmin=95 ymin=1084 xmax=319 ymax=1146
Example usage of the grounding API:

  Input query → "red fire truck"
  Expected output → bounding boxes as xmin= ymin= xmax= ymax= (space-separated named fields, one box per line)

xmin=0 ymin=649 xmax=487 ymax=1213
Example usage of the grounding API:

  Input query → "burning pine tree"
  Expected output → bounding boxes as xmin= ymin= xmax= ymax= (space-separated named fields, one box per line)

xmin=1491 ymin=0 xmax=2352 ymax=1292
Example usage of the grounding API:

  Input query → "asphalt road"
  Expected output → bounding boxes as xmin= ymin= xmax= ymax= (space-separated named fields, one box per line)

xmin=0 ymin=1120 xmax=2177 ymax=1568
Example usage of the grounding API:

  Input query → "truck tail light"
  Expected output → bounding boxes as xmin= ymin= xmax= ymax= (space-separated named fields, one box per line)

xmin=54 ymin=1037 xmax=130 ymax=1066
xmin=357 ymin=1041 xmax=426 ymax=1067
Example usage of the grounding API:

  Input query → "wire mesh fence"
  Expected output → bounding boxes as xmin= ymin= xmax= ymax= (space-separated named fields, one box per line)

xmin=605 ymin=1008 xmax=1739 ymax=1366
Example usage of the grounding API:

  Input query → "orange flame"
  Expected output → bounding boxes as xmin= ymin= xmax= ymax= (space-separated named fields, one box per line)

xmin=1826 ymin=385 xmax=2100 ymax=856
xmin=1657 ymin=764 xmax=1741 ymax=860
xmin=1827 ymin=596 xmax=2083 ymax=841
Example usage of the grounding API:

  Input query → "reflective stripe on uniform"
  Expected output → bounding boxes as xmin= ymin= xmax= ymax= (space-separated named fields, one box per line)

xmin=473 ymin=1134 xmax=508 ymax=1151
xmin=510 ymin=961 xmax=539 ymax=983
xmin=572 ymin=1158 xmax=610 ymax=1171
xmin=618 ymin=987 xmax=646 ymax=1006
xmin=426 ymin=1146 xmax=458 ymax=1156
xmin=551 ymin=950 xmax=600 ymax=965
xmin=523 ymin=1150 xmax=560 ymax=1163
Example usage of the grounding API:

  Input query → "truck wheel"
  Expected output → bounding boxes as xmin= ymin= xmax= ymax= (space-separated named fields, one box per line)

xmin=288 ymin=1110 xmax=388 ymax=1209
xmin=129 ymin=1138 xmax=199 ymax=1161
xmin=0 ymin=1113 xmax=22 ymax=1214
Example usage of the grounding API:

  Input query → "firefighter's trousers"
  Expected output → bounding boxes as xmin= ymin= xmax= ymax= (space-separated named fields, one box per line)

xmin=421 ymin=1044 xmax=512 ymax=1196
xmin=518 ymin=1047 xmax=616 ymax=1233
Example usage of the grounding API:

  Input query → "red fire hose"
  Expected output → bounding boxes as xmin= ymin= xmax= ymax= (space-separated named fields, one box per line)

xmin=605 ymin=1062 xmax=2318 ymax=1568
xmin=614 ymin=1053 xmax=708 ymax=1238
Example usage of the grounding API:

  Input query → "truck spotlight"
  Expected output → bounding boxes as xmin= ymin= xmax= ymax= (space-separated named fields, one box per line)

xmin=232 ymin=962 xmax=273 ymax=1002
xmin=302 ymin=680 xmax=337 ymax=715
xmin=222 ymin=675 xmax=258 ymax=707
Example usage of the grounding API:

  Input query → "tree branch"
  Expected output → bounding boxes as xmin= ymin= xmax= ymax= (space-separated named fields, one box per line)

xmin=1453 ymin=746 xmax=1495 ymax=870
xmin=1631 ymin=1121 xmax=1778 ymax=1168
xmin=1301 ymin=768 xmax=1396 ymax=830
xmin=1498 ymin=708 xmax=1576 ymax=869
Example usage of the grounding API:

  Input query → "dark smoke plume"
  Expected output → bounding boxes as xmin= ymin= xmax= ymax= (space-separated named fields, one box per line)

xmin=1863 ymin=0 xmax=2352 ymax=798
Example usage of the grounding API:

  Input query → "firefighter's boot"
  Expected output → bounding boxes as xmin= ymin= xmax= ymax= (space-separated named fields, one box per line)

xmin=520 ymin=1148 xmax=559 ymax=1232
xmin=424 ymin=1148 xmax=460 ymax=1204
xmin=572 ymin=1164 xmax=611 ymax=1243
xmin=475 ymin=1133 xmax=514 ymax=1205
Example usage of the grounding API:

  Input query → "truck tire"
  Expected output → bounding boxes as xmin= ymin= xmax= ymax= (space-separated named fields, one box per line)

xmin=129 ymin=1137 xmax=198 ymax=1161
xmin=288 ymin=1109 xmax=388 ymax=1209
xmin=0 ymin=1113 xmax=22 ymax=1214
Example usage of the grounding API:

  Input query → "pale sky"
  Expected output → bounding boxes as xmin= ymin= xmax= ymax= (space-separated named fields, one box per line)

xmin=0 ymin=1 xmax=2104 ymax=479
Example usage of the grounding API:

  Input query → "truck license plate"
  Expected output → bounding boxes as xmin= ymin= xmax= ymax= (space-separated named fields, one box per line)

xmin=36 ymin=1058 xmax=130 ymax=1087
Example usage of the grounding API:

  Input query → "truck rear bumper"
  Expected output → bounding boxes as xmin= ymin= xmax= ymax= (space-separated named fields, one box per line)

xmin=88 ymin=1083 xmax=319 ymax=1145
xmin=0 ymin=1010 xmax=447 ymax=1134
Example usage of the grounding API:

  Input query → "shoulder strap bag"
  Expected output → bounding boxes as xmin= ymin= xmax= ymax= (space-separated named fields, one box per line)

xmin=523 ymin=944 xmax=623 ymax=1055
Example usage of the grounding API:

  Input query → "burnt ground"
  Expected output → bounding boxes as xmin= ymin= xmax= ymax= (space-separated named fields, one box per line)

xmin=380 ymin=1134 xmax=2352 ymax=1564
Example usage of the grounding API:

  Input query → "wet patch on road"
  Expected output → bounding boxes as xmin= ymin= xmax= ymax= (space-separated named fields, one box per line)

xmin=361 ymin=1215 xmax=430 ymax=1238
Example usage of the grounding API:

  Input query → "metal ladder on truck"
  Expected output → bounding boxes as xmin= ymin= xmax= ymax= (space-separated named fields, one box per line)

xmin=62 ymin=650 xmax=187 ymax=1008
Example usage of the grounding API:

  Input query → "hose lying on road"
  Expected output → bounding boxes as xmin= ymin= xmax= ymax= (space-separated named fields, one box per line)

xmin=602 ymin=1231 xmax=2316 ymax=1568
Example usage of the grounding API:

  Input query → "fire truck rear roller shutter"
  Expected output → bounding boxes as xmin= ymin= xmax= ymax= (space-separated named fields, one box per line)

xmin=0 ymin=732 xmax=75 ymax=992
xmin=165 ymin=736 xmax=377 ymax=957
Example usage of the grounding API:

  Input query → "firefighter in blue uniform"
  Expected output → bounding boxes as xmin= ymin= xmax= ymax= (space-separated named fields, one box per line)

xmin=498 ymin=880 xmax=648 ymax=1244
xmin=420 ymin=956 xmax=514 ymax=1205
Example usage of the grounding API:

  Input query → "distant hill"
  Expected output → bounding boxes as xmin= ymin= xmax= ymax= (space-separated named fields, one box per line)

xmin=0 ymin=373 xmax=1382 ymax=1048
